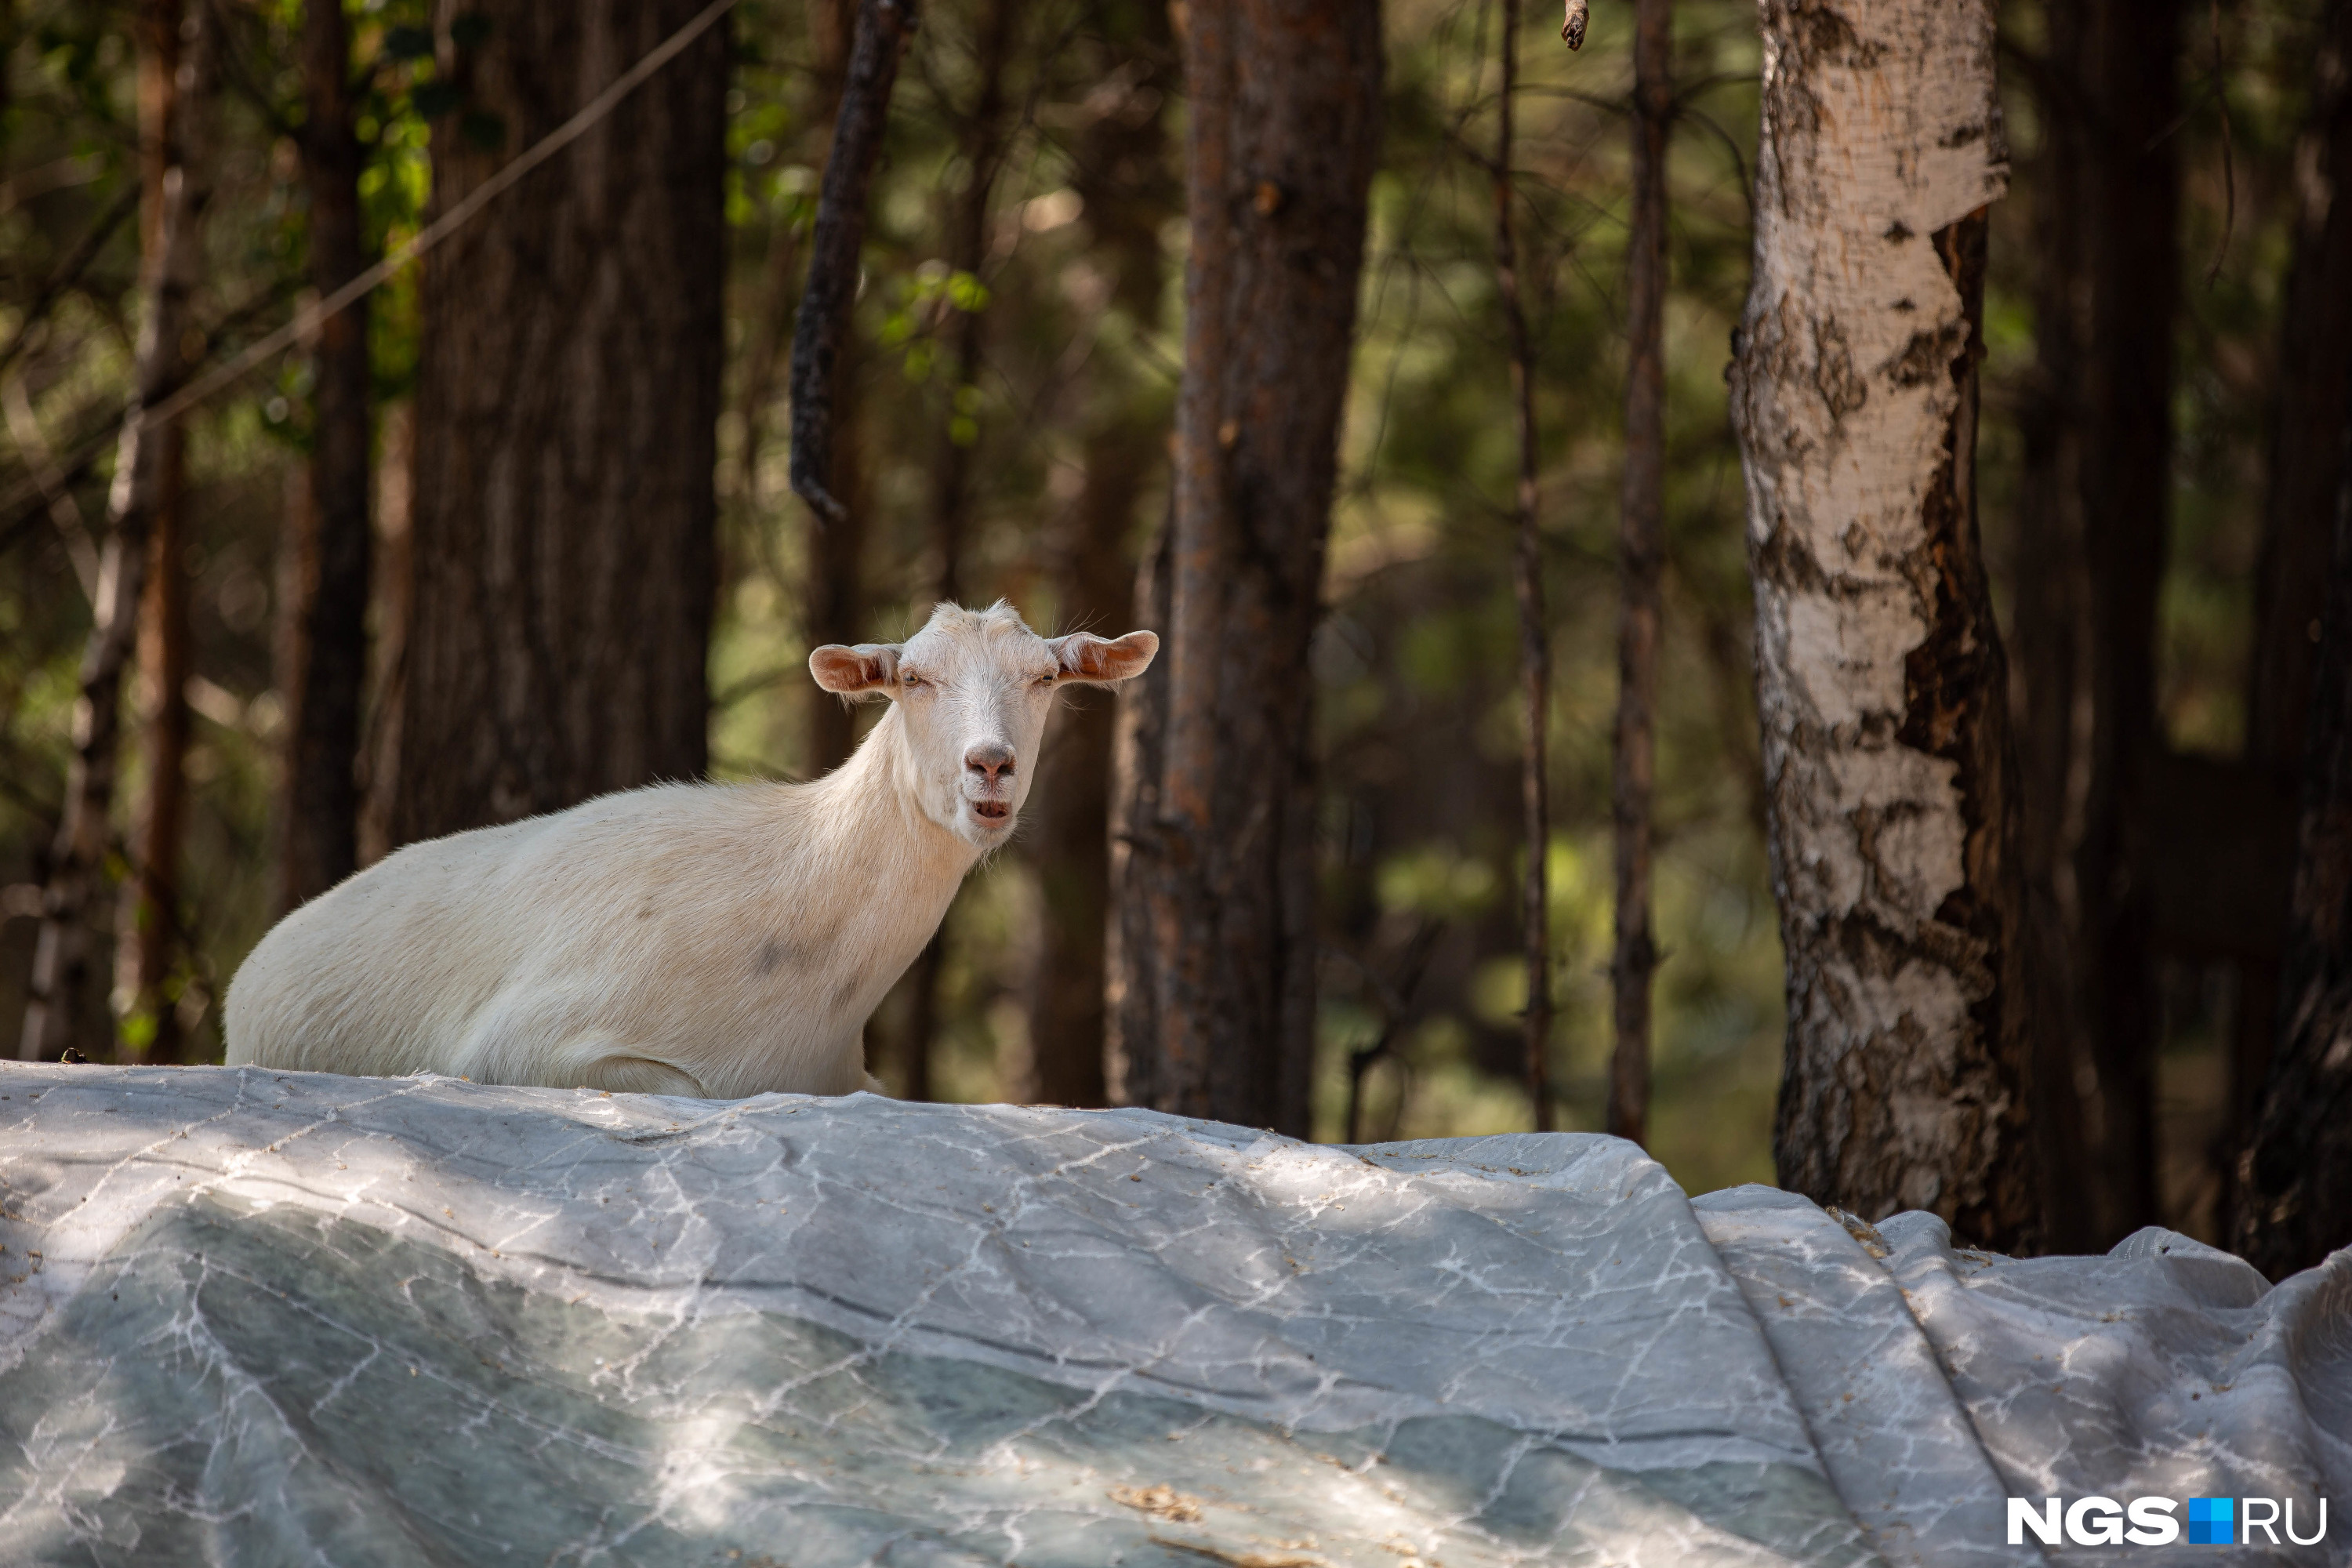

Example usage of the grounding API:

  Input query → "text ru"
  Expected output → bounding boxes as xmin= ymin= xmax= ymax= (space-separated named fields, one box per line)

xmin=2008 ymin=1496 xmax=2329 ymax=1547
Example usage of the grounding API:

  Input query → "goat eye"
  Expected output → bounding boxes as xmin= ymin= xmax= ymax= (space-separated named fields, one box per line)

xmin=901 ymin=673 xmax=924 ymax=688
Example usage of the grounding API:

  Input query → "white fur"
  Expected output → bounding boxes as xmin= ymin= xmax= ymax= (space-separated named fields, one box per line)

xmin=223 ymin=603 xmax=1156 ymax=1099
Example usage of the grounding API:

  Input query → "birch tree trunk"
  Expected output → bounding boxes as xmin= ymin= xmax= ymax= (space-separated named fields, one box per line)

xmin=1109 ymin=0 xmax=1381 ymax=1134
xmin=391 ymin=0 xmax=726 ymax=844
xmin=17 ymin=3 xmax=213 ymax=1063
xmin=1730 ymin=0 xmax=2040 ymax=1248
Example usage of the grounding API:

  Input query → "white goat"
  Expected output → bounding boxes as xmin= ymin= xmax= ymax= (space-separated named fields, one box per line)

xmin=223 ymin=602 xmax=1156 ymax=1098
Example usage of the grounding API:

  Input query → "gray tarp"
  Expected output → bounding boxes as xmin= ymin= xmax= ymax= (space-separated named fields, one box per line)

xmin=0 ymin=1064 xmax=2344 ymax=1567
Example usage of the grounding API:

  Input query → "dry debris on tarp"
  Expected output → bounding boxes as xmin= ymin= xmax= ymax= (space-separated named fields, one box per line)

xmin=0 ymin=1065 xmax=2345 ymax=1566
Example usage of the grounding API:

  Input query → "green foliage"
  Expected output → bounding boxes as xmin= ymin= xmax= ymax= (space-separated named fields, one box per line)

xmin=0 ymin=0 xmax=2315 ymax=1223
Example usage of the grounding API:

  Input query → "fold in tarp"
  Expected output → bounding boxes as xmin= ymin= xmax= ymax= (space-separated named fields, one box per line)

xmin=0 ymin=1065 xmax=2344 ymax=1566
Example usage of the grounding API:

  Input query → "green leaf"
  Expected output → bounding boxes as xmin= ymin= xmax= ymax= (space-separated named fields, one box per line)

xmin=946 ymin=270 xmax=990 ymax=313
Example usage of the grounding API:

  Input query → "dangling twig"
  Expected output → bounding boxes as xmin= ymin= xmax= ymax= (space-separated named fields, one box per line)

xmin=789 ymin=0 xmax=920 ymax=527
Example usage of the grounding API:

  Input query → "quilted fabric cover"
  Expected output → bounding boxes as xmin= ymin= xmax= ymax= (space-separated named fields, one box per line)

xmin=0 ymin=1065 xmax=2344 ymax=1566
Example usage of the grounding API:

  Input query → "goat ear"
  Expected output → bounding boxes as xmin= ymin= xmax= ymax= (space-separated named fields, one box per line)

xmin=809 ymin=642 xmax=901 ymax=695
xmin=1051 ymin=630 xmax=1160 ymax=684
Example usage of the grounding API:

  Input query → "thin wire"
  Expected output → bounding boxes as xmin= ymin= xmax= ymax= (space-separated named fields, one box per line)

xmin=136 ymin=0 xmax=740 ymax=437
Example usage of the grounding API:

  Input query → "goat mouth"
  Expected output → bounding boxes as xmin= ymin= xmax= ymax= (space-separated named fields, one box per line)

xmin=971 ymin=800 xmax=1013 ymax=826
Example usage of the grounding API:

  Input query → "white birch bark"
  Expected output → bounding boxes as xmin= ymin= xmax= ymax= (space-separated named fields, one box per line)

xmin=1730 ymin=0 xmax=2041 ymax=1247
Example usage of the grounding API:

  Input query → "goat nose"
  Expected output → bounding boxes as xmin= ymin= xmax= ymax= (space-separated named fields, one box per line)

xmin=965 ymin=742 xmax=1015 ymax=781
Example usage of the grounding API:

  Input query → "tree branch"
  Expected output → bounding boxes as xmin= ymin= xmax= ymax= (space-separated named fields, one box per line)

xmin=789 ymin=0 xmax=919 ymax=527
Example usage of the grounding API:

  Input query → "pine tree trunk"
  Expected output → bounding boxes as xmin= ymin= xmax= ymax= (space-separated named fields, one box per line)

xmin=2237 ymin=382 xmax=2352 ymax=1279
xmin=2067 ymin=0 xmax=2179 ymax=1243
xmin=2010 ymin=0 xmax=2100 ymax=1250
xmin=391 ymin=1 xmax=725 ymax=845
xmin=112 ymin=434 xmax=190 ymax=1062
xmin=1109 ymin=0 xmax=1381 ymax=1135
xmin=1730 ymin=0 xmax=2040 ymax=1248
xmin=356 ymin=401 xmax=414 ymax=869
xmin=107 ymin=0 xmax=195 ymax=1065
xmin=1022 ymin=5 xmax=1174 ymax=1110
xmin=2249 ymin=0 xmax=2352 ymax=779
xmin=1107 ymin=509 xmax=1172 ymax=1106
xmin=924 ymin=0 xmax=1012 ymax=612
xmin=2234 ymin=0 xmax=2352 ymax=1281
xmin=800 ymin=0 xmax=869 ymax=779
xmin=2230 ymin=0 xmax=2352 ymax=1229
xmin=1608 ymin=0 xmax=1671 ymax=1145
xmin=2005 ymin=0 xmax=2182 ymax=1248
xmin=1494 ymin=0 xmax=1553 ymax=1135
xmin=885 ymin=0 xmax=1018 ymax=1105
xmin=1028 ymin=428 xmax=1164 ymax=1108
xmin=17 ymin=2 xmax=213 ymax=1063
xmin=735 ymin=222 xmax=800 ymax=518
xmin=277 ymin=0 xmax=372 ymax=910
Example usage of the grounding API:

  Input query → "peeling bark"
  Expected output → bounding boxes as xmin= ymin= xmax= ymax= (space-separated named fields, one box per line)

xmin=1730 ymin=0 xmax=2039 ymax=1247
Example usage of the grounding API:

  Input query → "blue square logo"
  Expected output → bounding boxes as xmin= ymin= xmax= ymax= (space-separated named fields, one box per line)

xmin=2187 ymin=1497 xmax=2234 ymax=1545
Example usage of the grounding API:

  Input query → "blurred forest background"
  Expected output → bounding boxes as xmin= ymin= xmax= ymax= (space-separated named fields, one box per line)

xmin=0 ymin=0 xmax=2340 ymax=1254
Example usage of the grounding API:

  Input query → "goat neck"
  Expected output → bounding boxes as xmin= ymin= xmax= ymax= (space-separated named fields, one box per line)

xmin=781 ymin=703 xmax=983 ymax=954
